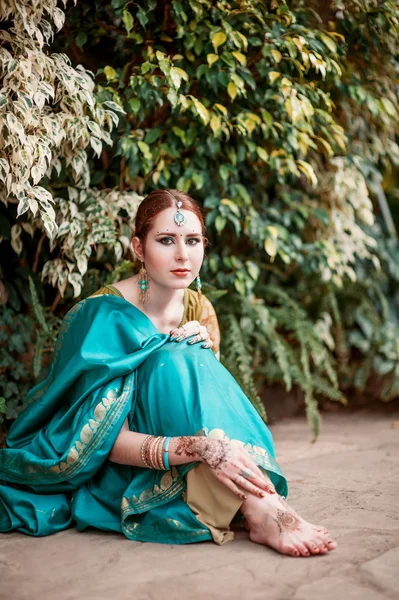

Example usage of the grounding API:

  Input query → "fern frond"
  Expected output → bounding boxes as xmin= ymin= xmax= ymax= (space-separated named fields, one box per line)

xmin=220 ymin=313 xmax=266 ymax=420
xmin=33 ymin=334 xmax=45 ymax=378
xmin=28 ymin=276 xmax=49 ymax=334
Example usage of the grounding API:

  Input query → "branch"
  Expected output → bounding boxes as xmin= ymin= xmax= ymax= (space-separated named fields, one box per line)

xmin=32 ymin=232 xmax=47 ymax=273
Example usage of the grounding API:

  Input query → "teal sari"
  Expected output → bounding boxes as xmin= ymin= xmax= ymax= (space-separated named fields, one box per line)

xmin=0 ymin=295 xmax=287 ymax=543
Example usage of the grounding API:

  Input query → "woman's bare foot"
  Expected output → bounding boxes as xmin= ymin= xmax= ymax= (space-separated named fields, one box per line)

xmin=241 ymin=493 xmax=337 ymax=557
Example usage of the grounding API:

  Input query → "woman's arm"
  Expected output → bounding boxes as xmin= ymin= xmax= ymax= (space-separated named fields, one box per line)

xmin=109 ymin=421 xmax=214 ymax=468
xmin=108 ymin=422 xmax=196 ymax=467
xmin=109 ymin=420 xmax=274 ymax=499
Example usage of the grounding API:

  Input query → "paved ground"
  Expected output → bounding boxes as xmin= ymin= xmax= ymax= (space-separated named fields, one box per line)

xmin=1 ymin=412 xmax=398 ymax=600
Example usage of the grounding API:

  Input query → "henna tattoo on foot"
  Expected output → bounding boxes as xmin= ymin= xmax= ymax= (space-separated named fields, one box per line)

xmin=275 ymin=509 xmax=301 ymax=534
xmin=174 ymin=437 xmax=227 ymax=470
xmin=278 ymin=496 xmax=302 ymax=519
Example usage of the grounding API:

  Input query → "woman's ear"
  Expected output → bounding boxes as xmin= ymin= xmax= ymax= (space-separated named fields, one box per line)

xmin=131 ymin=236 xmax=144 ymax=262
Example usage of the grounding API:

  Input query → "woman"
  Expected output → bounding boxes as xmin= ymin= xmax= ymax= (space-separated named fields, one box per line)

xmin=0 ymin=189 xmax=336 ymax=557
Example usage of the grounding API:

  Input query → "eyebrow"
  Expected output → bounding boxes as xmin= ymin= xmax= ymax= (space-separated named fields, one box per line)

xmin=154 ymin=232 xmax=202 ymax=237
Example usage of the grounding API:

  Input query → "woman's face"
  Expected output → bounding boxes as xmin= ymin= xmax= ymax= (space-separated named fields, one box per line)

xmin=132 ymin=206 xmax=205 ymax=290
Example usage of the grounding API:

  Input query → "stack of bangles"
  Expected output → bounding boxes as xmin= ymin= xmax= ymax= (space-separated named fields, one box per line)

xmin=140 ymin=435 xmax=171 ymax=470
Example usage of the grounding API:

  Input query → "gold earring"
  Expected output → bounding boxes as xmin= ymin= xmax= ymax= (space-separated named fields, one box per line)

xmin=138 ymin=263 xmax=150 ymax=304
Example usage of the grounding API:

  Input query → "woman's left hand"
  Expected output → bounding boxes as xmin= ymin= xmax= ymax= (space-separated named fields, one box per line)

xmin=170 ymin=320 xmax=213 ymax=349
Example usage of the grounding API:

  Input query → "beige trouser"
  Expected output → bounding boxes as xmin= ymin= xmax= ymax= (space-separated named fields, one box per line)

xmin=185 ymin=463 xmax=243 ymax=544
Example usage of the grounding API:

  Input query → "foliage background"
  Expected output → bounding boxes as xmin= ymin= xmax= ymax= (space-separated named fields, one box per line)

xmin=1 ymin=0 xmax=399 ymax=435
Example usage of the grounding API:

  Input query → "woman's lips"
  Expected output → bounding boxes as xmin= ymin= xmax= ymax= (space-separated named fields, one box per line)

xmin=171 ymin=270 xmax=190 ymax=277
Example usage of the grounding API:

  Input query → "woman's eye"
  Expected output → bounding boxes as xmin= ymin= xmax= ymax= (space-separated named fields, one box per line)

xmin=187 ymin=238 xmax=201 ymax=245
xmin=159 ymin=237 xmax=174 ymax=244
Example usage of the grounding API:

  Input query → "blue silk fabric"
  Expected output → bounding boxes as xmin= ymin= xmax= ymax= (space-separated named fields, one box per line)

xmin=0 ymin=295 xmax=288 ymax=543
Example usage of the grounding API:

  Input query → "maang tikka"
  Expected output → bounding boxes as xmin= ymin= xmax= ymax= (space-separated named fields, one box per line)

xmin=174 ymin=199 xmax=186 ymax=226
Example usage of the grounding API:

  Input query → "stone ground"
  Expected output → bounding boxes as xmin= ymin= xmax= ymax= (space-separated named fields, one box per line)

xmin=1 ymin=412 xmax=398 ymax=600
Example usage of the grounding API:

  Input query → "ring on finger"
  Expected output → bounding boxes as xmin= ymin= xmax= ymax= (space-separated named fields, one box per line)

xmin=241 ymin=467 xmax=254 ymax=479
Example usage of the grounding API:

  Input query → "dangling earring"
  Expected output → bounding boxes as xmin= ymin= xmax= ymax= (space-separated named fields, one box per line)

xmin=138 ymin=263 xmax=150 ymax=304
xmin=195 ymin=274 xmax=202 ymax=299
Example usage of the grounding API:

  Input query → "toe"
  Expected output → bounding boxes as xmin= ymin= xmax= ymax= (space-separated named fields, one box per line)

xmin=325 ymin=539 xmax=337 ymax=551
xmin=317 ymin=541 xmax=329 ymax=554
xmin=284 ymin=545 xmax=300 ymax=557
xmin=314 ymin=526 xmax=329 ymax=535
xmin=297 ymin=544 xmax=310 ymax=557
xmin=306 ymin=541 xmax=320 ymax=555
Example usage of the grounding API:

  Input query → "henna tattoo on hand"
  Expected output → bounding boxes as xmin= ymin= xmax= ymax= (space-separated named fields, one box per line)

xmin=275 ymin=509 xmax=301 ymax=534
xmin=174 ymin=437 xmax=227 ymax=470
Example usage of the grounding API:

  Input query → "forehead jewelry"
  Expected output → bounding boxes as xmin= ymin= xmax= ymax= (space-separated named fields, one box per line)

xmin=174 ymin=199 xmax=186 ymax=227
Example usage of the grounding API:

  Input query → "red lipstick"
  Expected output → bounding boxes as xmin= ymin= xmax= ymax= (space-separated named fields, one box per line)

xmin=171 ymin=269 xmax=190 ymax=276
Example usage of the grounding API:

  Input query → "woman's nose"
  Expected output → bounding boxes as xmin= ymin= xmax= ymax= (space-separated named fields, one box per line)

xmin=175 ymin=241 xmax=189 ymax=261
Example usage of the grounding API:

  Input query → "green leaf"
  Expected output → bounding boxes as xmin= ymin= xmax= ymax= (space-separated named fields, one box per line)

xmin=0 ymin=397 xmax=6 ymax=413
xmin=269 ymin=71 xmax=280 ymax=84
xmin=141 ymin=62 xmax=152 ymax=74
xmin=76 ymin=31 xmax=88 ymax=49
xmin=256 ymin=146 xmax=269 ymax=162
xmin=207 ymin=54 xmax=219 ymax=66
xmin=234 ymin=279 xmax=246 ymax=295
xmin=212 ymin=32 xmax=227 ymax=51
xmin=234 ymin=184 xmax=251 ymax=205
xmin=297 ymin=160 xmax=318 ymax=187
xmin=104 ymin=66 xmax=117 ymax=82
xmin=128 ymin=98 xmax=141 ymax=113
xmin=170 ymin=67 xmax=188 ymax=88
xmin=219 ymin=165 xmax=230 ymax=181
xmin=232 ymin=51 xmax=246 ymax=65
xmin=103 ymin=100 xmax=125 ymax=114
xmin=227 ymin=82 xmax=237 ymax=100
xmin=264 ymin=237 xmax=277 ymax=261
xmin=221 ymin=198 xmax=240 ymax=216
xmin=137 ymin=8 xmax=149 ymax=28
xmin=246 ymin=261 xmax=260 ymax=281
xmin=215 ymin=215 xmax=226 ymax=233
xmin=266 ymin=226 xmax=279 ymax=239
xmin=214 ymin=103 xmax=228 ymax=115
xmin=380 ymin=97 xmax=397 ymax=118
xmin=319 ymin=33 xmax=337 ymax=54
xmin=138 ymin=141 xmax=151 ymax=158
xmin=145 ymin=127 xmax=161 ymax=144
xmin=123 ymin=10 xmax=134 ymax=34
xmin=190 ymin=97 xmax=209 ymax=124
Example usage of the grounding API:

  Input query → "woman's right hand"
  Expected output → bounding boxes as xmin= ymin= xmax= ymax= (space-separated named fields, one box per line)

xmin=172 ymin=436 xmax=275 ymax=500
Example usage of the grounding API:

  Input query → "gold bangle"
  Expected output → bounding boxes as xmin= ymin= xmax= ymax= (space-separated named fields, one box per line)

xmin=144 ymin=435 xmax=155 ymax=468
xmin=149 ymin=436 xmax=159 ymax=469
xmin=140 ymin=435 xmax=151 ymax=468
xmin=141 ymin=435 xmax=153 ymax=468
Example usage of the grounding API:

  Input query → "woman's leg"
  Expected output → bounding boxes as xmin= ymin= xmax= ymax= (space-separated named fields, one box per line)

xmin=240 ymin=479 xmax=337 ymax=557
xmin=184 ymin=462 xmax=242 ymax=544
xmin=135 ymin=341 xmax=336 ymax=553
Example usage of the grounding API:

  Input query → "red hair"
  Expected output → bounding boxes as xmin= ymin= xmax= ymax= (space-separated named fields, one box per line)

xmin=134 ymin=189 xmax=208 ymax=245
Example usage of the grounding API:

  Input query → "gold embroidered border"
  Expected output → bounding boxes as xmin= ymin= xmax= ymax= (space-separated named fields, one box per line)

xmin=121 ymin=466 xmax=187 ymax=517
xmin=123 ymin=517 xmax=210 ymax=541
xmin=0 ymin=373 xmax=134 ymax=483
